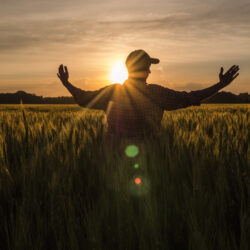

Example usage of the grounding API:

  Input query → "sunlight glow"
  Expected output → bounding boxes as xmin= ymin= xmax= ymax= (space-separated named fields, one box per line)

xmin=110 ymin=61 xmax=128 ymax=84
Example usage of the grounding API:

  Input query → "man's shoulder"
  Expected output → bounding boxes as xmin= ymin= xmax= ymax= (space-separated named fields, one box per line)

xmin=147 ymin=83 xmax=187 ymax=95
xmin=147 ymin=83 xmax=172 ymax=93
xmin=147 ymin=83 xmax=172 ymax=90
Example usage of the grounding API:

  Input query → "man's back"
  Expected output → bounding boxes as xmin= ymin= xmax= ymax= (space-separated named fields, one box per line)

xmin=70 ymin=76 xmax=202 ymax=138
xmin=106 ymin=79 xmax=164 ymax=138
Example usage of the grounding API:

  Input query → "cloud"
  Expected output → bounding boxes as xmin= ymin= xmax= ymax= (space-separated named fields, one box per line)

xmin=1 ymin=1 xmax=249 ymax=54
xmin=100 ymin=1 xmax=250 ymax=39
xmin=0 ymin=19 xmax=91 ymax=52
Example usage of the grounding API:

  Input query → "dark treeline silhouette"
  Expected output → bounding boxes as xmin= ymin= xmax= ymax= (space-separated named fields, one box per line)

xmin=203 ymin=91 xmax=250 ymax=103
xmin=0 ymin=90 xmax=249 ymax=104
xmin=0 ymin=91 xmax=75 ymax=104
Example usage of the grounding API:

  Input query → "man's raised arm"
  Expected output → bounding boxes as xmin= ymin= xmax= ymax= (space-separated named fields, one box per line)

xmin=148 ymin=65 xmax=240 ymax=111
xmin=57 ymin=64 xmax=116 ymax=110
xmin=189 ymin=65 xmax=240 ymax=102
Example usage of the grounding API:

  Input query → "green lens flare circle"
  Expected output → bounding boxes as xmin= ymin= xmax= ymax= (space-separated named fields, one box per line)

xmin=134 ymin=163 xmax=139 ymax=169
xmin=125 ymin=145 xmax=139 ymax=158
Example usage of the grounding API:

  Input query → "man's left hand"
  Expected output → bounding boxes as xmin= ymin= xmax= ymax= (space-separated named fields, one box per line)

xmin=219 ymin=65 xmax=240 ymax=87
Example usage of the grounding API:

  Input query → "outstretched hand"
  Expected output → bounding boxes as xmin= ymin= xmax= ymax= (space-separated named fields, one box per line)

xmin=57 ymin=64 xmax=69 ymax=85
xmin=219 ymin=65 xmax=239 ymax=87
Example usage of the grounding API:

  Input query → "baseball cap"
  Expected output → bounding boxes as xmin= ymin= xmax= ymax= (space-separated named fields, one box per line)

xmin=125 ymin=49 xmax=160 ymax=72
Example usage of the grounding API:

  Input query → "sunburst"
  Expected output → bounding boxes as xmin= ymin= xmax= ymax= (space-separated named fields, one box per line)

xmin=110 ymin=61 xmax=128 ymax=84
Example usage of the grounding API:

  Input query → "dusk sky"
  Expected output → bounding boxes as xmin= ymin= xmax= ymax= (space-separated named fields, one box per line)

xmin=1 ymin=0 xmax=249 ymax=96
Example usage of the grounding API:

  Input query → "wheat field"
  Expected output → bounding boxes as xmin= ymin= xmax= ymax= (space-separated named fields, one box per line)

xmin=0 ymin=104 xmax=249 ymax=250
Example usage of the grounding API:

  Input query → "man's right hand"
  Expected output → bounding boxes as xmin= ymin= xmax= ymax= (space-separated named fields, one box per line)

xmin=57 ymin=64 xmax=69 ymax=86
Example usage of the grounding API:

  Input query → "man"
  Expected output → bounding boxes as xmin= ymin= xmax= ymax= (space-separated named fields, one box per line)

xmin=57 ymin=49 xmax=239 ymax=138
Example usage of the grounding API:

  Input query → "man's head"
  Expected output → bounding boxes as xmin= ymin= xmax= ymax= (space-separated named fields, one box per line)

xmin=125 ymin=50 xmax=160 ymax=80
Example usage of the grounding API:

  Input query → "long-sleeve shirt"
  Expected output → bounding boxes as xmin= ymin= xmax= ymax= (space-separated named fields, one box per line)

xmin=67 ymin=78 xmax=219 ymax=138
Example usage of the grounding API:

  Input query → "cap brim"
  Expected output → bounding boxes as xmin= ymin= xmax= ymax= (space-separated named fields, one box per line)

xmin=150 ymin=58 xmax=160 ymax=64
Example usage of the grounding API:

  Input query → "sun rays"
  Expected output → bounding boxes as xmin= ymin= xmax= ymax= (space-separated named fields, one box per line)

xmin=109 ymin=61 xmax=128 ymax=84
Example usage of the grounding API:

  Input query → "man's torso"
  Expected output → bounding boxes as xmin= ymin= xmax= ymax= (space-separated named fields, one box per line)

xmin=106 ymin=80 xmax=164 ymax=138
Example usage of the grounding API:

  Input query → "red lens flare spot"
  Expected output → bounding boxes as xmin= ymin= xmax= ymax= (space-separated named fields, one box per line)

xmin=134 ymin=178 xmax=141 ymax=185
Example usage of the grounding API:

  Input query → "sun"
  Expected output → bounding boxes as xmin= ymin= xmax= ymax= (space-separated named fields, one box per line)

xmin=110 ymin=61 xmax=128 ymax=84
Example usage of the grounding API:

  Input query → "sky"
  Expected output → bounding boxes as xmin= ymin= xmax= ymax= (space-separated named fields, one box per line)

xmin=0 ymin=0 xmax=249 ymax=96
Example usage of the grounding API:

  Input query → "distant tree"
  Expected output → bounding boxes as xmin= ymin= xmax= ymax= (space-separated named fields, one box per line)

xmin=0 ymin=91 xmax=75 ymax=104
xmin=0 ymin=90 xmax=249 ymax=104
xmin=237 ymin=93 xmax=249 ymax=103
xmin=202 ymin=91 xmax=249 ymax=103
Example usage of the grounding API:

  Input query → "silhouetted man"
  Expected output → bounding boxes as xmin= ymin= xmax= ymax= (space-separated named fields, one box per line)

xmin=57 ymin=49 xmax=239 ymax=138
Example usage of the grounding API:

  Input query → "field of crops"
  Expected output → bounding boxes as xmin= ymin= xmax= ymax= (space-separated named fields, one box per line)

xmin=0 ymin=104 xmax=249 ymax=250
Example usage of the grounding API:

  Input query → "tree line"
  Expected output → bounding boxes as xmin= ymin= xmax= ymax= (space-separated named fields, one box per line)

xmin=0 ymin=90 xmax=249 ymax=104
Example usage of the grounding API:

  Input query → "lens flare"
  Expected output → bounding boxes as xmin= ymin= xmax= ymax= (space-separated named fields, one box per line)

xmin=134 ymin=178 xmax=141 ymax=185
xmin=134 ymin=163 xmax=139 ymax=169
xmin=129 ymin=175 xmax=150 ymax=196
xmin=125 ymin=145 xmax=139 ymax=158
